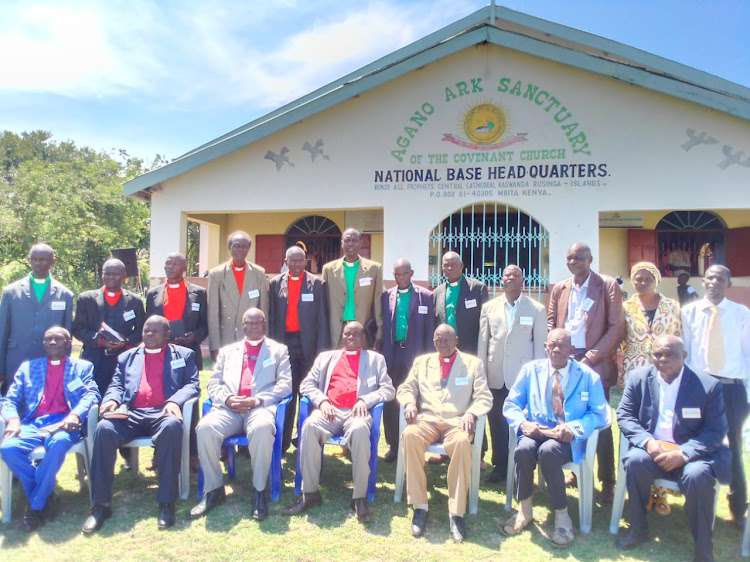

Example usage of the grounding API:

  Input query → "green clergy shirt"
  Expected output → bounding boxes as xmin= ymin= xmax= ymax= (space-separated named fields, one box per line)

xmin=342 ymin=259 xmax=360 ymax=321
xmin=444 ymin=277 xmax=462 ymax=332
xmin=395 ymin=286 xmax=412 ymax=342
xmin=30 ymin=273 xmax=51 ymax=302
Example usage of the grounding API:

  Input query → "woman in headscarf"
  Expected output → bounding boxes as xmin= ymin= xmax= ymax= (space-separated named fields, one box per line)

xmin=621 ymin=261 xmax=681 ymax=515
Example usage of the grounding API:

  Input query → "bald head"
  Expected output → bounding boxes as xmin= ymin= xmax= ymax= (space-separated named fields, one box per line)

xmin=143 ymin=315 xmax=171 ymax=350
xmin=342 ymin=321 xmax=365 ymax=351
xmin=341 ymin=229 xmax=362 ymax=261
xmin=393 ymin=258 xmax=414 ymax=290
xmin=164 ymin=252 xmax=187 ymax=282
xmin=285 ymin=245 xmax=307 ymax=277
xmin=441 ymin=252 xmax=463 ymax=283
xmin=651 ymin=335 xmax=686 ymax=382
xmin=102 ymin=259 xmax=127 ymax=292
xmin=502 ymin=264 xmax=524 ymax=301
xmin=703 ymin=264 xmax=732 ymax=304
xmin=566 ymin=242 xmax=593 ymax=282
xmin=29 ymin=244 xmax=56 ymax=279
xmin=433 ymin=323 xmax=458 ymax=357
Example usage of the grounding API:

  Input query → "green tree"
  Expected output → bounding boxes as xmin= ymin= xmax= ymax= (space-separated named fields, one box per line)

xmin=0 ymin=130 xmax=157 ymax=294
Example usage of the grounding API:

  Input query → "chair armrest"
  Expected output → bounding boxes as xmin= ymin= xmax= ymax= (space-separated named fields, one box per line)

xmin=371 ymin=402 xmax=385 ymax=425
xmin=182 ymin=397 xmax=198 ymax=429
xmin=86 ymin=405 xmax=99 ymax=437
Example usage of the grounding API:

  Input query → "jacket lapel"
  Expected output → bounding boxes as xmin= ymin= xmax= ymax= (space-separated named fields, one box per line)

xmin=154 ymin=284 xmax=166 ymax=313
xmin=427 ymin=355 xmax=443 ymax=392
xmin=584 ymin=273 xmax=602 ymax=330
xmin=224 ymin=262 xmax=241 ymax=310
xmin=62 ymin=357 xmax=74 ymax=408
xmin=564 ymin=361 xmax=582 ymax=401
xmin=557 ymin=280 xmax=572 ymax=327
xmin=37 ymin=279 xmax=56 ymax=307
xmin=131 ymin=348 xmax=145 ymax=398
xmin=647 ymin=368 xmax=661 ymax=434
xmin=357 ymin=350 xmax=371 ymax=395
xmin=94 ymin=288 xmax=107 ymax=326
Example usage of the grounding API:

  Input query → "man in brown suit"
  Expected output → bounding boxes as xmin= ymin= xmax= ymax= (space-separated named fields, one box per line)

xmin=322 ymin=228 xmax=383 ymax=349
xmin=547 ymin=242 xmax=624 ymax=502
xmin=207 ymin=231 xmax=269 ymax=361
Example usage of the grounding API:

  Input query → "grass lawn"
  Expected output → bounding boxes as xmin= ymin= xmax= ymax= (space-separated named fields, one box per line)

xmin=0 ymin=369 xmax=746 ymax=561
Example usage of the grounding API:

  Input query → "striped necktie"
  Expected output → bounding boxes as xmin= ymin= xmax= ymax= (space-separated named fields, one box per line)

xmin=552 ymin=370 xmax=565 ymax=423
xmin=706 ymin=306 xmax=724 ymax=374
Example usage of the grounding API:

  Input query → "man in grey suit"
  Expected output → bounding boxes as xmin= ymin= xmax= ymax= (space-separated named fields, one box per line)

xmin=191 ymin=308 xmax=292 ymax=521
xmin=207 ymin=231 xmax=269 ymax=361
xmin=268 ymin=245 xmax=329 ymax=452
xmin=0 ymin=244 xmax=73 ymax=393
xmin=478 ymin=265 xmax=547 ymax=483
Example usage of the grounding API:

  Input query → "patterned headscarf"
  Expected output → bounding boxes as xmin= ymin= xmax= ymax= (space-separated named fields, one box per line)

xmin=630 ymin=261 xmax=661 ymax=286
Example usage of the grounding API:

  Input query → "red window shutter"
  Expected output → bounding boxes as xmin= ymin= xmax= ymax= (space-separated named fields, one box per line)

xmin=726 ymin=227 xmax=750 ymax=277
xmin=255 ymin=235 xmax=285 ymax=274
xmin=359 ymin=234 xmax=371 ymax=259
xmin=627 ymin=230 xmax=658 ymax=271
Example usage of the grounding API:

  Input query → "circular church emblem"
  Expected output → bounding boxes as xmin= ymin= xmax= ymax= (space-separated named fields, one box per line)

xmin=463 ymin=103 xmax=506 ymax=145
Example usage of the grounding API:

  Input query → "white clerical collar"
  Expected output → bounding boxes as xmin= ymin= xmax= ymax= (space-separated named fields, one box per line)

xmin=106 ymin=291 xmax=118 ymax=297
xmin=233 ymin=264 xmax=246 ymax=271
xmin=290 ymin=276 xmax=300 ymax=281
xmin=168 ymin=283 xmax=182 ymax=289
xmin=50 ymin=359 xmax=61 ymax=366
xmin=398 ymin=285 xmax=411 ymax=294
xmin=33 ymin=276 xmax=49 ymax=283
xmin=345 ymin=350 xmax=360 ymax=355
xmin=145 ymin=347 xmax=165 ymax=354
xmin=449 ymin=276 xmax=462 ymax=287
xmin=344 ymin=260 xmax=358 ymax=268
xmin=245 ymin=337 xmax=264 ymax=346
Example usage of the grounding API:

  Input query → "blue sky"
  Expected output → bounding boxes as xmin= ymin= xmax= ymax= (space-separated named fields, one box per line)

xmin=1 ymin=0 xmax=748 ymax=164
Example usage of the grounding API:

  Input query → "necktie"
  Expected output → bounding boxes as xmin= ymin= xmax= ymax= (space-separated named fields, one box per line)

xmin=552 ymin=370 xmax=565 ymax=423
xmin=706 ymin=306 xmax=724 ymax=374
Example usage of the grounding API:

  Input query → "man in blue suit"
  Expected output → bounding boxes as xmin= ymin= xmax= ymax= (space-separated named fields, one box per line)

xmin=1 ymin=327 xmax=99 ymax=531
xmin=503 ymin=328 xmax=608 ymax=548
xmin=82 ymin=316 xmax=200 ymax=534
xmin=616 ymin=335 xmax=730 ymax=562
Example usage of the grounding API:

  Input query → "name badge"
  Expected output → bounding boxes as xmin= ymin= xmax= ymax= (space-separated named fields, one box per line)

xmin=418 ymin=305 xmax=428 ymax=315
xmin=248 ymin=289 xmax=260 ymax=299
xmin=581 ymin=391 xmax=589 ymax=402
xmin=519 ymin=316 xmax=533 ymax=326
xmin=582 ymin=298 xmax=595 ymax=312
xmin=171 ymin=358 xmax=186 ymax=369
xmin=301 ymin=293 xmax=314 ymax=302
xmin=123 ymin=310 xmax=136 ymax=321
xmin=263 ymin=357 xmax=276 ymax=368
xmin=67 ymin=378 xmax=83 ymax=391
xmin=465 ymin=299 xmax=477 ymax=309
xmin=682 ymin=408 xmax=701 ymax=419
xmin=455 ymin=377 xmax=469 ymax=386
xmin=367 ymin=376 xmax=376 ymax=387
xmin=192 ymin=302 xmax=201 ymax=311
xmin=359 ymin=277 xmax=372 ymax=287
xmin=51 ymin=301 xmax=66 ymax=311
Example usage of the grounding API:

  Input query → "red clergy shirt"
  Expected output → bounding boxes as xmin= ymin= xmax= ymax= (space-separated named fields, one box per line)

xmin=35 ymin=358 xmax=69 ymax=418
xmin=326 ymin=351 xmax=360 ymax=409
xmin=132 ymin=348 xmax=167 ymax=408
xmin=440 ymin=352 xmax=457 ymax=382
xmin=285 ymin=275 xmax=303 ymax=333
xmin=233 ymin=263 xmax=246 ymax=294
xmin=104 ymin=287 xmax=122 ymax=307
xmin=163 ymin=280 xmax=187 ymax=322
xmin=239 ymin=340 xmax=263 ymax=397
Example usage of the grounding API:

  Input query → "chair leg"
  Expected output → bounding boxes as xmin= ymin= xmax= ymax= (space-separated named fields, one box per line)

xmin=197 ymin=468 xmax=205 ymax=500
xmin=270 ymin=433 xmax=282 ymax=503
xmin=227 ymin=446 xmax=236 ymax=480
xmin=609 ymin=473 xmax=628 ymax=534
xmin=75 ymin=453 xmax=87 ymax=491
xmin=505 ymin=436 xmax=515 ymax=512
xmin=742 ymin=507 xmax=750 ymax=556
xmin=131 ymin=448 xmax=139 ymax=478
xmin=1 ymin=459 xmax=12 ymax=523
xmin=82 ymin=448 xmax=93 ymax=505
xmin=393 ymin=441 xmax=405 ymax=503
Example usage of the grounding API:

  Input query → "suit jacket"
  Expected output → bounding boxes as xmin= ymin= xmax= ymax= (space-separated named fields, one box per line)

xmin=207 ymin=260 xmax=269 ymax=351
xmin=146 ymin=281 xmax=208 ymax=359
xmin=322 ymin=257 xmax=383 ymax=348
xmin=1 ymin=357 xmax=100 ymax=424
xmin=547 ymin=271 xmax=624 ymax=388
xmin=503 ymin=358 xmax=609 ymax=464
xmin=207 ymin=337 xmax=292 ymax=411
xmin=478 ymin=293 xmax=547 ymax=390
xmin=617 ymin=364 xmax=731 ymax=484
xmin=0 ymin=276 xmax=74 ymax=384
xmin=433 ymin=276 xmax=489 ymax=355
xmin=397 ymin=351 xmax=492 ymax=422
xmin=103 ymin=344 xmax=200 ymax=410
xmin=268 ymin=272 xmax=329 ymax=361
xmin=381 ymin=284 xmax=436 ymax=373
xmin=300 ymin=349 xmax=395 ymax=411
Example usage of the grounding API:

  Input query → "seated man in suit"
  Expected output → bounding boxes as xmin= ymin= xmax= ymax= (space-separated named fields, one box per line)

xmin=82 ymin=316 xmax=200 ymax=534
xmin=282 ymin=321 xmax=394 ymax=522
xmin=397 ymin=323 xmax=492 ymax=542
xmin=191 ymin=308 xmax=291 ymax=521
xmin=616 ymin=335 xmax=730 ymax=562
xmin=502 ymin=328 xmax=608 ymax=548
xmin=1 ymin=327 xmax=99 ymax=531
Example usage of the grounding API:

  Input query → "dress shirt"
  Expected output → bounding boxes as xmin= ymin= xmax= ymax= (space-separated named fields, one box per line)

xmin=504 ymin=296 xmax=519 ymax=327
xmin=653 ymin=368 xmax=684 ymax=443
xmin=132 ymin=347 xmax=166 ymax=408
xmin=285 ymin=275 xmax=302 ymax=332
xmin=343 ymin=259 xmax=359 ymax=322
xmin=445 ymin=278 xmax=462 ymax=331
xmin=544 ymin=360 xmax=571 ymax=425
xmin=565 ymin=274 xmax=590 ymax=349
xmin=31 ymin=274 xmax=51 ymax=302
xmin=35 ymin=359 xmax=69 ymax=417
xmin=239 ymin=339 xmax=263 ymax=397
xmin=233 ymin=264 xmax=246 ymax=294
xmin=440 ymin=352 xmax=457 ymax=383
xmin=104 ymin=288 xmax=122 ymax=307
xmin=163 ymin=280 xmax=187 ymax=321
xmin=327 ymin=349 xmax=360 ymax=408
xmin=395 ymin=286 xmax=411 ymax=342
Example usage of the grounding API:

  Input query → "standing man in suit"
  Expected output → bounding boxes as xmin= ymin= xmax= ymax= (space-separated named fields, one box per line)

xmin=208 ymin=230 xmax=269 ymax=361
xmin=81 ymin=316 xmax=200 ymax=533
xmin=433 ymin=251 xmax=488 ymax=356
xmin=681 ymin=264 xmax=750 ymax=528
xmin=398 ymin=323 xmax=492 ymax=542
xmin=191 ymin=308 xmax=291 ymax=520
xmin=478 ymin=265 xmax=547 ymax=483
xmin=616 ymin=335 xmax=730 ymax=562
xmin=322 ymin=228 xmax=383 ymax=350
xmin=502 ymin=329 xmax=608 ymax=548
xmin=282 ymin=322 xmax=394 ymax=522
xmin=381 ymin=258 xmax=435 ymax=462
xmin=0 ymin=244 xmax=73 ymax=393
xmin=268 ymin=245 xmax=329 ymax=452
xmin=1 ymin=327 xmax=99 ymax=531
xmin=547 ymin=242 xmax=624 ymax=502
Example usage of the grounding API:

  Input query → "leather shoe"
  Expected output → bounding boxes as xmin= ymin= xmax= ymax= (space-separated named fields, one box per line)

xmin=21 ymin=509 xmax=43 ymax=532
xmin=157 ymin=502 xmax=175 ymax=530
xmin=600 ymin=482 xmax=615 ymax=505
xmin=190 ymin=487 xmax=226 ymax=519
xmin=450 ymin=515 xmax=467 ymax=543
xmin=616 ymin=528 xmax=650 ymax=550
xmin=253 ymin=489 xmax=268 ymax=521
xmin=411 ymin=509 xmax=428 ymax=537
xmin=353 ymin=498 xmax=371 ymax=523
xmin=42 ymin=492 xmax=58 ymax=521
xmin=282 ymin=492 xmax=322 ymax=516
xmin=383 ymin=448 xmax=398 ymax=463
xmin=82 ymin=504 xmax=112 ymax=535
xmin=485 ymin=467 xmax=506 ymax=484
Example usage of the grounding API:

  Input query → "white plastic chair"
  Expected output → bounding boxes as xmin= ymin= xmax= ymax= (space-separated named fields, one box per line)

xmin=1 ymin=404 xmax=99 ymax=523
xmin=609 ymin=433 xmax=720 ymax=535
xmin=505 ymin=410 xmax=611 ymax=534
xmin=121 ymin=397 xmax=197 ymax=501
xmin=393 ymin=405 xmax=486 ymax=515
xmin=742 ymin=512 xmax=750 ymax=556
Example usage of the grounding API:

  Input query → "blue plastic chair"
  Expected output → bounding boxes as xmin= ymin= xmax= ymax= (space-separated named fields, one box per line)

xmin=293 ymin=397 xmax=384 ymax=504
xmin=196 ymin=394 xmax=292 ymax=501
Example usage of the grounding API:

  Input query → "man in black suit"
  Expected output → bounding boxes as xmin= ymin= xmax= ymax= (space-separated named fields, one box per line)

xmin=380 ymin=258 xmax=435 ymax=462
xmin=616 ymin=335 xmax=730 ymax=562
xmin=268 ymin=245 xmax=329 ymax=452
xmin=82 ymin=316 xmax=200 ymax=533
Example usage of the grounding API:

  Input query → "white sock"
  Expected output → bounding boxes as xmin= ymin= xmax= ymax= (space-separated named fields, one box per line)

xmin=520 ymin=498 xmax=533 ymax=519
xmin=555 ymin=508 xmax=573 ymax=529
xmin=414 ymin=503 xmax=428 ymax=512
